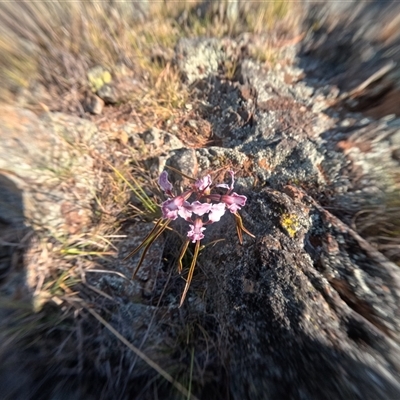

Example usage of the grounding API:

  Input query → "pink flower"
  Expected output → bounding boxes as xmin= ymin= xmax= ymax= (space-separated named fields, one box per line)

xmin=216 ymin=170 xmax=235 ymax=191
xmin=177 ymin=201 xmax=193 ymax=220
xmin=177 ymin=200 xmax=212 ymax=221
xmin=187 ymin=218 xmax=206 ymax=243
xmin=194 ymin=175 xmax=212 ymax=191
xmin=208 ymin=203 xmax=226 ymax=223
xmin=158 ymin=171 xmax=173 ymax=196
xmin=207 ymin=171 xmax=247 ymax=214
xmin=161 ymin=196 xmax=187 ymax=220
xmin=221 ymin=193 xmax=247 ymax=213
xmin=133 ymin=169 xmax=254 ymax=308
xmin=162 ymin=198 xmax=212 ymax=221
xmin=190 ymin=201 xmax=212 ymax=216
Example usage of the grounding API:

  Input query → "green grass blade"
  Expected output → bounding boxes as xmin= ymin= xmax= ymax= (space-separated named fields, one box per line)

xmin=107 ymin=161 xmax=157 ymax=214
xmin=187 ymin=347 xmax=195 ymax=400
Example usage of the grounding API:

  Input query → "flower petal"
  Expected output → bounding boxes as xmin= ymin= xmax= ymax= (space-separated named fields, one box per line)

xmin=158 ymin=171 xmax=173 ymax=193
xmin=190 ymin=201 xmax=212 ymax=216
xmin=161 ymin=197 xmax=185 ymax=220
xmin=161 ymin=208 xmax=179 ymax=220
xmin=195 ymin=175 xmax=212 ymax=191
xmin=178 ymin=201 xmax=193 ymax=220
xmin=187 ymin=218 xmax=206 ymax=242
xmin=161 ymin=199 xmax=179 ymax=220
xmin=216 ymin=170 xmax=235 ymax=192
xmin=221 ymin=192 xmax=247 ymax=213
xmin=208 ymin=203 xmax=226 ymax=223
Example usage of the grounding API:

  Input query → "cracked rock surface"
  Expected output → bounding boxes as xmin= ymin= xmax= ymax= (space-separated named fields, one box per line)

xmin=164 ymin=35 xmax=400 ymax=399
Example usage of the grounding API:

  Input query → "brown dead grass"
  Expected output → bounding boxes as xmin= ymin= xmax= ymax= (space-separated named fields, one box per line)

xmin=352 ymin=190 xmax=400 ymax=265
xmin=0 ymin=1 xmax=187 ymax=123
xmin=0 ymin=0 xmax=302 ymax=120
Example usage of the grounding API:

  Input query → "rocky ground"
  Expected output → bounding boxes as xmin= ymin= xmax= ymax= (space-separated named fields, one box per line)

xmin=1 ymin=1 xmax=400 ymax=399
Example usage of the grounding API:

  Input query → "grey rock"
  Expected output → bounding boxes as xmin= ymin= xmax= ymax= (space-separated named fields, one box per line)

xmin=87 ymin=65 xmax=112 ymax=92
xmin=0 ymin=106 xmax=104 ymax=235
xmin=83 ymin=93 xmax=104 ymax=115
xmin=142 ymin=128 xmax=183 ymax=151
xmin=175 ymin=36 xmax=398 ymax=201
xmin=97 ymin=84 xmax=118 ymax=104
xmin=163 ymin=132 xmax=184 ymax=151
xmin=302 ymin=0 xmax=400 ymax=118
xmin=159 ymin=34 xmax=400 ymax=398
xmin=40 ymin=111 xmax=99 ymax=145
xmin=175 ymin=38 xmax=227 ymax=84
xmin=200 ymin=188 xmax=400 ymax=400
xmin=165 ymin=148 xmax=198 ymax=190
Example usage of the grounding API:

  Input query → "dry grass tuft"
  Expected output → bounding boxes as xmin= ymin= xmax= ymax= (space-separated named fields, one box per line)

xmin=352 ymin=190 xmax=400 ymax=265
xmin=0 ymin=0 xmax=302 ymax=118
xmin=0 ymin=0 xmax=187 ymax=123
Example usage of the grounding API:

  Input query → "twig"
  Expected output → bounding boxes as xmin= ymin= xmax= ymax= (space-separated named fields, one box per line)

xmin=85 ymin=269 xmax=130 ymax=280
xmin=348 ymin=61 xmax=396 ymax=98
xmin=81 ymin=302 xmax=199 ymax=400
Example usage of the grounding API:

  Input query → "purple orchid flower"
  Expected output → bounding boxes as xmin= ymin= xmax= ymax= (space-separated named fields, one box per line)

xmin=187 ymin=217 xmax=206 ymax=243
xmin=158 ymin=171 xmax=174 ymax=196
xmin=176 ymin=200 xmax=192 ymax=220
xmin=211 ymin=170 xmax=247 ymax=213
xmin=184 ymin=200 xmax=227 ymax=242
xmin=161 ymin=194 xmax=191 ymax=220
xmin=208 ymin=202 xmax=226 ymax=223
xmin=134 ymin=169 xmax=255 ymax=307
xmin=162 ymin=198 xmax=211 ymax=221
xmin=221 ymin=192 xmax=247 ymax=213
xmin=194 ymin=174 xmax=212 ymax=191
xmin=161 ymin=197 xmax=186 ymax=220
xmin=188 ymin=201 xmax=212 ymax=217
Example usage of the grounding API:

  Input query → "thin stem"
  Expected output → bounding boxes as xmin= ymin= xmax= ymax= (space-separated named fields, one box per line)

xmin=200 ymin=238 xmax=225 ymax=250
xmin=234 ymin=213 xmax=255 ymax=244
xmin=236 ymin=220 xmax=243 ymax=244
xmin=187 ymin=347 xmax=195 ymax=400
xmin=178 ymin=239 xmax=190 ymax=274
xmin=179 ymin=240 xmax=200 ymax=307
xmin=131 ymin=220 xmax=170 ymax=279
xmin=123 ymin=219 xmax=164 ymax=261
xmin=164 ymin=165 xmax=196 ymax=181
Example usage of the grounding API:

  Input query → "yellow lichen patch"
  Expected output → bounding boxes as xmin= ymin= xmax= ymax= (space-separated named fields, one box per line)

xmin=87 ymin=66 xmax=112 ymax=92
xmin=280 ymin=213 xmax=301 ymax=238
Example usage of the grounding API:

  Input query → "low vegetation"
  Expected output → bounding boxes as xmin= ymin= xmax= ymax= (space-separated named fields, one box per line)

xmin=1 ymin=1 xmax=400 ymax=399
